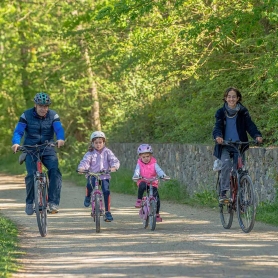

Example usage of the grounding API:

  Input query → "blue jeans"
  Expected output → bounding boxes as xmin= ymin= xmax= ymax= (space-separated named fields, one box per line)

xmin=86 ymin=177 xmax=110 ymax=212
xmin=220 ymin=146 xmax=239 ymax=193
xmin=25 ymin=150 xmax=62 ymax=206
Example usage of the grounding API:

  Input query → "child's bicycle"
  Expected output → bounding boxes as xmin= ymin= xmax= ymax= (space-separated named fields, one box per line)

xmin=17 ymin=141 xmax=57 ymax=237
xmin=217 ymin=140 xmax=257 ymax=233
xmin=133 ymin=176 xmax=170 ymax=231
xmin=77 ymin=170 xmax=112 ymax=233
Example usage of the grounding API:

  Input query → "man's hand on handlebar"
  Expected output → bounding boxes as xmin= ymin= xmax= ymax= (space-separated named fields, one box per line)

xmin=11 ymin=144 xmax=20 ymax=153
xmin=57 ymin=140 xmax=65 ymax=148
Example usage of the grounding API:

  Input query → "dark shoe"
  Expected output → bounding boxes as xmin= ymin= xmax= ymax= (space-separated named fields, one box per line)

xmin=219 ymin=194 xmax=229 ymax=203
xmin=104 ymin=211 xmax=113 ymax=222
xmin=25 ymin=204 xmax=34 ymax=215
xmin=84 ymin=196 xmax=91 ymax=207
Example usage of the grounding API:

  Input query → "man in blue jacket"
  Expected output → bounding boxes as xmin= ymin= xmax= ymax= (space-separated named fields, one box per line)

xmin=11 ymin=92 xmax=65 ymax=215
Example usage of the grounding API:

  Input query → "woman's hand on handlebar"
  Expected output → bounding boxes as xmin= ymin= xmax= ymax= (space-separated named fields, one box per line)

xmin=256 ymin=137 xmax=263 ymax=144
xmin=215 ymin=137 xmax=223 ymax=144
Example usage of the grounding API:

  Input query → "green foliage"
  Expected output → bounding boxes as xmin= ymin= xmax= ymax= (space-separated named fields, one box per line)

xmin=190 ymin=190 xmax=218 ymax=207
xmin=0 ymin=215 xmax=21 ymax=277
xmin=256 ymin=202 xmax=278 ymax=226
xmin=1 ymin=0 xmax=278 ymax=150
xmin=110 ymin=168 xmax=138 ymax=195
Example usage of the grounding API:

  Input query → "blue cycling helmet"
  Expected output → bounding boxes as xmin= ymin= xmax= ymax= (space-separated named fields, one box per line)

xmin=34 ymin=92 xmax=51 ymax=105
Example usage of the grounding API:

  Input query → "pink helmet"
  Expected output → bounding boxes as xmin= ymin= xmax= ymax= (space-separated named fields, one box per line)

xmin=137 ymin=144 xmax=153 ymax=155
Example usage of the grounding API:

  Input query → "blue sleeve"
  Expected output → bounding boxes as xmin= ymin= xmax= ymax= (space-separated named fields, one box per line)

xmin=155 ymin=163 xmax=166 ymax=178
xmin=132 ymin=164 xmax=140 ymax=179
xmin=53 ymin=121 xmax=65 ymax=140
xmin=12 ymin=122 xmax=26 ymax=144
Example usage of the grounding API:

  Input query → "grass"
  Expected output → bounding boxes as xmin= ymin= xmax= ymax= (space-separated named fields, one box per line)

xmin=0 ymin=215 xmax=21 ymax=278
xmin=256 ymin=202 xmax=278 ymax=226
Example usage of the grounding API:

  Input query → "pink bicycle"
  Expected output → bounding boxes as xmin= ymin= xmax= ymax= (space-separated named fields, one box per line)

xmin=133 ymin=176 xmax=170 ymax=231
xmin=77 ymin=170 xmax=110 ymax=233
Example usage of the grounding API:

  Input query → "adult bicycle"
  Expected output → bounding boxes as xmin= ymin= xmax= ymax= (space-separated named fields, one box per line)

xmin=133 ymin=176 xmax=170 ymax=231
xmin=217 ymin=140 xmax=257 ymax=233
xmin=17 ymin=141 xmax=57 ymax=237
xmin=77 ymin=170 xmax=112 ymax=233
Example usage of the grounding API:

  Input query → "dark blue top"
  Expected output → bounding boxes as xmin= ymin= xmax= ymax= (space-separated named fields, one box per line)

xmin=212 ymin=103 xmax=262 ymax=159
xmin=12 ymin=108 xmax=65 ymax=146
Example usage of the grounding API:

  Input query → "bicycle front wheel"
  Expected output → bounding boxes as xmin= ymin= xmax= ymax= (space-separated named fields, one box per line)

xmin=219 ymin=177 xmax=233 ymax=229
xmin=237 ymin=174 xmax=256 ymax=233
xmin=95 ymin=195 xmax=101 ymax=233
xmin=34 ymin=179 xmax=48 ymax=237
xmin=149 ymin=200 xmax=157 ymax=231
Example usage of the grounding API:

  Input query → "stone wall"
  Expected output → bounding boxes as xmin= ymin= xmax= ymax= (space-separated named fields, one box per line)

xmin=109 ymin=143 xmax=278 ymax=202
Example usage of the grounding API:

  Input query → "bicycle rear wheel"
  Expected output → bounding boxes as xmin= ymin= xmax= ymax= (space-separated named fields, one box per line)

xmin=219 ymin=177 xmax=233 ymax=229
xmin=95 ymin=195 xmax=101 ymax=233
xmin=149 ymin=200 xmax=157 ymax=231
xmin=34 ymin=179 xmax=48 ymax=237
xmin=237 ymin=174 xmax=256 ymax=233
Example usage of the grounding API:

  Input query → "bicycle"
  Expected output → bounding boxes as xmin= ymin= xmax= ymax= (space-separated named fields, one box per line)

xmin=216 ymin=140 xmax=257 ymax=233
xmin=77 ymin=170 xmax=111 ymax=233
xmin=17 ymin=141 xmax=57 ymax=237
xmin=133 ymin=176 xmax=170 ymax=231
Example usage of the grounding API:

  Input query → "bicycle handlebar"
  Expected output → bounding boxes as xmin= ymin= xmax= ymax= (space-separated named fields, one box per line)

xmin=215 ymin=139 xmax=258 ymax=155
xmin=16 ymin=141 xmax=58 ymax=152
xmin=221 ymin=140 xmax=258 ymax=146
xmin=133 ymin=176 xmax=171 ymax=182
xmin=76 ymin=169 xmax=112 ymax=175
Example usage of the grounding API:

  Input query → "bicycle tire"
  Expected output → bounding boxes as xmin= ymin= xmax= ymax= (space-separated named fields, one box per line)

xmin=143 ymin=204 xmax=149 ymax=229
xmin=34 ymin=179 xmax=48 ymax=237
xmin=149 ymin=199 xmax=157 ymax=231
xmin=237 ymin=174 xmax=256 ymax=233
xmin=219 ymin=176 xmax=233 ymax=229
xmin=95 ymin=194 xmax=101 ymax=233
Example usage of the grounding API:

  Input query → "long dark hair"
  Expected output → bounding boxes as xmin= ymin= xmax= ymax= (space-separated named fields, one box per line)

xmin=222 ymin=87 xmax=242 ymax=102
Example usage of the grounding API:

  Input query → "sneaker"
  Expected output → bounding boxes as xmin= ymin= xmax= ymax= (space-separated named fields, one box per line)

xmin=156 ymin=214 xmax=162 ymax=222
xmin=84 ymin=196 xmax=91 ymax=207
xmin=219 ymin=195 xmax=229 ymax=203
xmin=104 ymin=211 xmax=113 ymax=222
xmin=48 ymin=203 xmax=59 ymax=214
xmin=135 ymin=199 xmax=142 ymax=208
xmin=25 ymin=204 xmax=34 ymax=215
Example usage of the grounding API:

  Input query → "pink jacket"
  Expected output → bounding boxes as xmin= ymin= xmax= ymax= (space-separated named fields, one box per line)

xmin=137 ymin=157 xmax=159 ymax=187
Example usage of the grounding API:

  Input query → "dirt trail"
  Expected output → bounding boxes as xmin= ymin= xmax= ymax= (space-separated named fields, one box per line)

xmin=1 ymin=173 xmax=278 ymax=278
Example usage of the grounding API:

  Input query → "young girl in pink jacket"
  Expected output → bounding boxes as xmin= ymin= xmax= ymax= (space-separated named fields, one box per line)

xmin=132 ymin=144 xmax=169 ymax=222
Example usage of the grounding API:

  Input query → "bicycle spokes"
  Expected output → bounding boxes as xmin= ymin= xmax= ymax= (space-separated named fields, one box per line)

xmin=237 ymin=175 xmax=256 ymax=233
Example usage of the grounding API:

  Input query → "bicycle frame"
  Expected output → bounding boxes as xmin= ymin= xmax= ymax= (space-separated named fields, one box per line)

xmin=223 ymin=140 xmax=252 ymax=203
xmin=139 ymin=179 xmax=157 ymax=220
xmin=18 ymin=141 xmax=56 ymax=237
xmin=134 ymin=176 xmax=165 ymax=231
xmin=218 ymin=140 xmax=257 ymax=233
xmin=89 ymin=174 xmax=104 ymax=218
xmin=77 ymin=170 xmax=110 ymax=233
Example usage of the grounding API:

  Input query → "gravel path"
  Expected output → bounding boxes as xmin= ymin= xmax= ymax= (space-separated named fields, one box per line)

xmin=1 ymin=173 xmax=278 ymax=278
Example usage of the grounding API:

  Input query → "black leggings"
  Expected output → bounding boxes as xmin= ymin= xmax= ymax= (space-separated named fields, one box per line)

xmin=137 ymin=181 xmax=160 ymax=214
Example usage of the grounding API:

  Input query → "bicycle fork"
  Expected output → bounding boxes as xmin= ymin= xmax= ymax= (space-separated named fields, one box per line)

xmin=91 ymin=191 xmax=104 ymax=217
xmin=35 ymin=161 xmax=47 ymax=209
